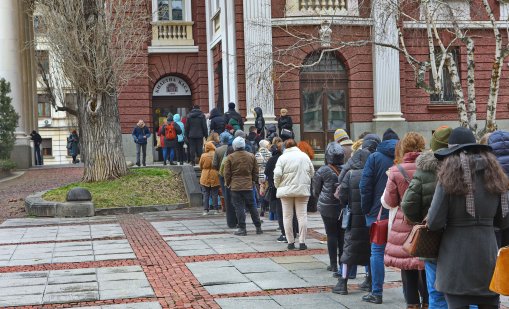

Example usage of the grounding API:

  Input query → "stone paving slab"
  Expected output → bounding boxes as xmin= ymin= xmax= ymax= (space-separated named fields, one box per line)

xmin=0 ymin=239 xmax=135 ymax=266
xmin=72 ymin=302 xmax=162 ymax=309
xmin=166 ymin=231 xmax=324 ymax=256
xmin=0 ymin=266 xmax=155 ymax=307
xmin=0 ymin=216 xmax=118 ymax=227
xmin=0 ymin=224 xmax=124 ymax=244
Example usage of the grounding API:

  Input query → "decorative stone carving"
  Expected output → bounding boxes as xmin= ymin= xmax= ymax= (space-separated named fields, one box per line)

xmin=319 ymin=20 xmax=332 ymax=47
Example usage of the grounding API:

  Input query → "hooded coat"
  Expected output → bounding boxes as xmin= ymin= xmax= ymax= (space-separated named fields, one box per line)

xmin=339 ymin=149 xmax=371 ymax=266
xmin=382 ymin=151 xmax=424 ymax=270
xmin=313 ymin=143 xmax=344 ymax=218
xmin=427 ymin=155 xmax=509 ymax=296
xmin=199 ymin=142 xmax=220 ymax=187
xmin=266 ymin=124 xmax=278 ymax=142
xmin=488 ymin=130 xmax=509 ymax=177
xmin=173 ymin=114 xmax=185 ymax=143
xmin=278 ymin=115 xmax=293 ymax=134
xmin=400 ymin=151 xmax=439 ymax=224
xmin=185 ymin=108 xmax=208 ymax=139
xmin=360 ymin=139 xmax=398 ymax=225
xmin=254 ymin=107 xmax=265 ymax=136
xmin=209 ymin=108 xmax=225 ymax=134
xmin=337 ymin=135 xmax=380 ymax=186
xmin=224 ymin=107 xmax=244 ymax=131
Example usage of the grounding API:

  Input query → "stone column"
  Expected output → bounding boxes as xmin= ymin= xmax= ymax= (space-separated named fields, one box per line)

xmin=372 ymin=0 xmax=406 ymax=135
xmin=0 ymin=0 xmax=36 ymax=168
xmin=243 ymin=0 xmax=276 ymax=124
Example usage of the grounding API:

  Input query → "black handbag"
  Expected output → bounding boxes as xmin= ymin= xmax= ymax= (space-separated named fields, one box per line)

xmin=341 ymin=206 xmax=352 ymax=229
xmin=264 ymin=186 xmax=275 ymax=203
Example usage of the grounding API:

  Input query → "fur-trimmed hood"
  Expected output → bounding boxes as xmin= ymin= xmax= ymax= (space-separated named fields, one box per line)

xmin=416 ymin=151 xmax=439 ymax=172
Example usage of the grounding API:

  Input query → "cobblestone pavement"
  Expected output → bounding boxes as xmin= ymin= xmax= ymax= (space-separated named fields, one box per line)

xmin=0 ymin=166 xmax=83 ymax=222
xmin=0 ymin=209 xmax=507 ymax=308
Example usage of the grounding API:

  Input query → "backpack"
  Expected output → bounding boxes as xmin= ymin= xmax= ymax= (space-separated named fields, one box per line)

xmin=165 ymin=122 xmax=177 ymax=140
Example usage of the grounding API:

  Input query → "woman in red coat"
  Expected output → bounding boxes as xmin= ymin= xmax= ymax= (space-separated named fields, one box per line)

xmin=382 ymin=132 xmax=428 ymax=309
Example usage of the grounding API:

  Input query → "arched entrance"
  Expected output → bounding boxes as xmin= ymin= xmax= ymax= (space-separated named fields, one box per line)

xmin=300 ymin=51 xmax=348 ymax=150
xmin=152 ymin=75 xmax=192 ymax=161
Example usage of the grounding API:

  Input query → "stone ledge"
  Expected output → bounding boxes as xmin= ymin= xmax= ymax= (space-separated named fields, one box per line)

xmin=95 ymin=203 xmax=188 ymax=216
xmin=25 ymin=191 xmax=94 ymax=218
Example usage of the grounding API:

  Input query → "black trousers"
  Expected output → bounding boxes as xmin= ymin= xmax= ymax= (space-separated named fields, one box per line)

xmin=276 ymin=198 xmax=298 ymax=237
xmin=231 ymin=190 xmax=261 ymax=229
xmin=321 ymin=215 xmax=344 ymax=268
xmin=188 ymin=138 xmax=204 ymax=164
xmin=401 ymin=269 xmax=429 ymax=305
xmin=175 ymin=142 xmax=184 ymax=164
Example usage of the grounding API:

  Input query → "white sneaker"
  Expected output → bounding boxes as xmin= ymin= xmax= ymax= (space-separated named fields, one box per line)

xmin=202 ymin=211 xmax=209 ymax=216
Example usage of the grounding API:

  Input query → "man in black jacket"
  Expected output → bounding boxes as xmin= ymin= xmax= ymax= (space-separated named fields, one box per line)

xmin=30 ymin=130 xmax=43 ymax=165
xmin=209 ymin=107 xmax=225 ymax=134
xmin=185 ymin=105 xmax=208 ymax=165
xmin=224 ymin=102 xmax=244 ymax=131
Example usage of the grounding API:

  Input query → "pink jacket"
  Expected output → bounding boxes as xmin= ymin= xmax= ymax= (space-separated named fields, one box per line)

xmin=383 ymin=152 xmax=424 ymax=270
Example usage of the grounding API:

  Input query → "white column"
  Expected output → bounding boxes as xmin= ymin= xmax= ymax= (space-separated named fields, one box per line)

xmin=372 ymin=0 xmax=405 ymax=122
xmin=220 ymin=0 xmax=238 ymax=112
xmin=0 ymin=0 xmax=26 ymax=135
xmin=205 ymin=0 xmax=216 ymax=111
xmin=243 ymin=0 xmax=275 ymax=123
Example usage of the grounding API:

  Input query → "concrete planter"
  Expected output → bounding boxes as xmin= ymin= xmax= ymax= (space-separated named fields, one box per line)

xmin=25 ymin=191 xmax=94 ymax=218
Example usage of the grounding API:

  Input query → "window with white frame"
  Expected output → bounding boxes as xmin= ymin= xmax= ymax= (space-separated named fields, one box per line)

xmin=157 ymin=0 xmax=184 ymax=21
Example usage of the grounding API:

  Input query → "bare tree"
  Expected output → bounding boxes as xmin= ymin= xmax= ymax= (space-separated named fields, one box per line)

xmin=265 ymin=0 xmax=509 ymax=136
xmin=32 ymin=0 xmax=150 ymax=181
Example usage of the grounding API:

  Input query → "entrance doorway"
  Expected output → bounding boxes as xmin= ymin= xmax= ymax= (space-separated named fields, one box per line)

xmin=300 ymin=51 xmax=348 ymax=150
xmin=152 ymin=76 xmax=193 ymax=161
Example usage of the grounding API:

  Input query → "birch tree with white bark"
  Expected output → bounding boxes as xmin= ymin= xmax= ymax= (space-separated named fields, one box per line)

xmin=31 ymin=0 xmax=150 ymax=181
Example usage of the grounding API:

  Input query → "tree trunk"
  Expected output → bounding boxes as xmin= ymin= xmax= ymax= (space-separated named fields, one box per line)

xmin=78 ymin=93 xmax=128 ymax=182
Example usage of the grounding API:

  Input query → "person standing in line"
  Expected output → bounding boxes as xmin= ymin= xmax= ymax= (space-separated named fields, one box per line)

xmin=209 ymin=107 xmax=225 ymax=134
xmin=224 ymin=102 xmax=244 ymax=131
xmin=382 ymin=132 xmax=428 ymax=309
xmin=359 ymin=128 xmax=399 ymax=304
xmin=157 ymin=120 xmax=167 ymax=163
xmin=313 ymin=142 xmax=345 ymax=273
xmin=67 ymin=130 xmax=80 ymax=164
xmin=333 ymin=147 xmax=372 ymax=295
xmin=30 ymin=130 xmax=43 ymax=165
xmin=160 ymin=115 xmax=182 ymax=165
xmin=185 ymin=105 xmax=208 ymax=165
xmin=214 ymin=132 xmax=232 ymax=216
xmin=428 ymin=127 xmax=509 ymax=309
xmin=224 ymin=137 xmax=263 ymax=236
xmin=219 ymin=145 xmax=237 ymax=228
xmin=400 ymin=126 xmax=452 ymax=309
xmin=256 ymin=140 xmax=272 ymax=215
xmin=334 ymin=129 xmax=354 ymax=162
xmin=173 ymin=114 xmax=186 ymax=165
xmin=132 ymin=120 xmax=151 ymax=167
xmin=200 ymin=141 xmax=221 ymax=215
xmin=254 ymin=107 xmax=265 ymax=137
xmin=277 ymin=108 xmax=293 ymax=136
xmin=274 ymin=139 xmax=315 ymax=250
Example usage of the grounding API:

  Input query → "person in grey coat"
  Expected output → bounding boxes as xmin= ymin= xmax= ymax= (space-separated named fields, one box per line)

xmin=428 ymin=127 xmax=509 ymax=309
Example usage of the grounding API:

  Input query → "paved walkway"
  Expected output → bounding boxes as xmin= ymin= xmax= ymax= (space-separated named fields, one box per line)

xmin=0 ymin=210 xmax=507 ymax=308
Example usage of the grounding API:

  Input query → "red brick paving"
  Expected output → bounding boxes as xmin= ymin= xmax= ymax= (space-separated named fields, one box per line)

xmin=0 ymin=167 xmax=83 ymax=223
xmin=119 ymin=214 xmax=220 ymax=309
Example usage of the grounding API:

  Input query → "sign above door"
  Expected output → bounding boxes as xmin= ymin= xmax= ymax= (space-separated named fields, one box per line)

xmin=152 ymin=76 xmax=191 ymax=96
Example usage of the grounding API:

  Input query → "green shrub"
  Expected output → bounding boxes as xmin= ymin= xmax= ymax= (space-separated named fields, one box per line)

xmin=0 ymin=78 xmax=19 ymax=160
xmin=0 ymin=159 xmax=16 ymax=171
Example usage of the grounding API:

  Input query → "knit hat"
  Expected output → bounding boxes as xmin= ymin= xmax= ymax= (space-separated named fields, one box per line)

xmin=430 ymin=126 xmax=453 ymax=152
xmin=167 ymin=113 xmax=173 ymax=122
xmin=334 ymin=129 xmax=349 ymax=143
xmin=225 ymin=124 xmax=234 ymax=131
xmin=382 ymin=128 xmax=399 ymax=141
xmin=234 ymin=130 xmax=246 ymax=139
xmin=280 ymin=108 xmax=288 ymax=116
xmin=228 ymin=102 xmax=236 ymax=110
xmin=232 ymin=136 xmax=245 ymax=151
xmin=362 ymin=134 xmax=381 ymax=153
xmin=259 ymin=140 xmax=270 ymax=149
xmin=220 ymin=131 xmax=232 ymax=144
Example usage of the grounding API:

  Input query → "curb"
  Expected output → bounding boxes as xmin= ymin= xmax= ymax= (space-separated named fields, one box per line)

xmin=95 ymin=203 xmax=189 ymax=215
xmin=0 ymin=171 xmax=25 ymax=184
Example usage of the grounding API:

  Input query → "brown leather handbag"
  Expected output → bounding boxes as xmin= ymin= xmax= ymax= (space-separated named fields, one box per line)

xmin=490 ymin=246 xmax=509 ymax=296
xmin=402 ymin=219 xmax=443 ymax=259
xmin=370 ymin=206 xmax=388 ymax=245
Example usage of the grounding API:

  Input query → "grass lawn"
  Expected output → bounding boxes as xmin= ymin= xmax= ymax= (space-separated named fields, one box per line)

xmin=43 ymin=168 xmax=187 ymax=209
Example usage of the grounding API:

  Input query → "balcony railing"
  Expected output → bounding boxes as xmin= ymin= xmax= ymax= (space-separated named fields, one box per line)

xmin=151 ymin=21 xmax=195 ymax=46
xmin=298 ymin=0 xmax=347 ymax=13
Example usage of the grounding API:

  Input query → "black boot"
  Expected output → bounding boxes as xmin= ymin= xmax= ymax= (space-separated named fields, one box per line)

xmin=234 ymin=228 xmax=247 ymax=236
xmin=332 ymin=278 xmax=348 ymax=295
xmin=256 ymin=226 xmax=263 ymax=234
xmin=360 ymin=275 xmax=372 ymax=292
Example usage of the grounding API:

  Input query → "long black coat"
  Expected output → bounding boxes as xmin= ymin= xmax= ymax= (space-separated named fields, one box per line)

xmin=254 ymin=107 xmax=265 ymax=137
xmin=224 ymin=108 xmax=244 ymax=131
xmin=339 ymin=150 xmax=371 ymax=266
xmin=313 ymin=143 xmax=344 ymax=218
xmin=264 ymin=148 xmax=282 ymax=212
xmin=185 ymin=108 xmax=208 ymax=139
xmin=277 ymin=115 xmax=293 ymax=134
xmin=209 ymin=108 xmax=225 ymax=134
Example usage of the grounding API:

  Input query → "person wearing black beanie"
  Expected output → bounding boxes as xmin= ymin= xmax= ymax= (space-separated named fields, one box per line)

xmin=382 ymin=128 xmax=399 ymax=141
xmin=224 ymin=102 xmax=244 ymax=131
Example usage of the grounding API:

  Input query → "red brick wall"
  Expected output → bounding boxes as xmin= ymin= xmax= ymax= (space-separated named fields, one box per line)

xmin=235 ymin=0 xmax=247 ymax=118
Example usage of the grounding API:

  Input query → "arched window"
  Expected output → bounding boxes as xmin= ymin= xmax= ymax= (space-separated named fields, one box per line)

xmin=300 ymin=51 xmax=348 ymax=150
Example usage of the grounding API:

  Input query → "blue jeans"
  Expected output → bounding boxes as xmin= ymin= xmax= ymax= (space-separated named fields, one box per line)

xmin=370 ymin=242 xmax=386 ymax=296
xmin=425 ymin=261 xmax=447 ymax=309
xmin=162 ymin=147 xmax=168 ymax=162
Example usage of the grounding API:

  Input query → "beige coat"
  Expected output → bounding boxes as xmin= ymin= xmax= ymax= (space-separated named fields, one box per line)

xmin=274 ymin=147 xmax=314 ymax=198
xmin=199 ymin=142 xmax=220 ymax=187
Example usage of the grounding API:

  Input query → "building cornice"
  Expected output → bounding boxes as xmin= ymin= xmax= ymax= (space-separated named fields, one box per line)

xmin=148 ymin=46 xmax=199 ymax=54
xmin=271 ymin=16 xmax=373 ymax=27
xmin=403 ymin=20 xmax=509 ymax=29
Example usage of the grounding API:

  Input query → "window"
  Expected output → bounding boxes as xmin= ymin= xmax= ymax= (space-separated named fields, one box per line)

xmin=158 ymin=0 xmax=184 ymax=21
xmin=210 ymin=0 xmax=220 ymax=14
xmin=35 ymin=50 xmax=49 ymax=76
xmin=34 ymin=15 xmax=46 ymax=34
xmin=430 ymin=48 xmax=459 ymax=103
xmin=41 ymin=138 xmax=52 ymax=156
xmin=38 ymin=94 xmax=52 ymax=118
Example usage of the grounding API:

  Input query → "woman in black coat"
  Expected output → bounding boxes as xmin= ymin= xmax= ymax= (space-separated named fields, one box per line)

xmin=333 ymin=149 xmax=372 ymax=295
xmin=277 ymin=108 xmax=293 ymax=135
xmin=254 ymin=107 xmax=265 ymax=137
xmin=209 ymin=108 xmax=225 ymax=134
